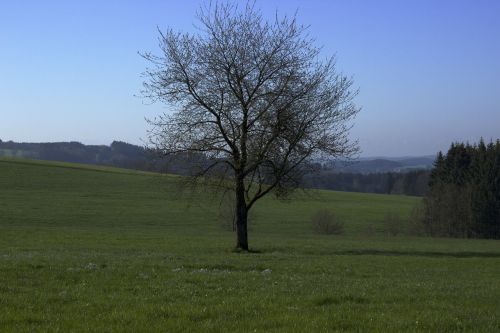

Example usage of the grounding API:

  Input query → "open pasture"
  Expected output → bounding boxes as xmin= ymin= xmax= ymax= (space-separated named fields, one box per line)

xmin=0 ymin=158 xmax=498 ymax=332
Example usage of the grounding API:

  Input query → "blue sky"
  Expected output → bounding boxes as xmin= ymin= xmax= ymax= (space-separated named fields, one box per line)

xmin=1 ymin=0 xmax=499 ymax=156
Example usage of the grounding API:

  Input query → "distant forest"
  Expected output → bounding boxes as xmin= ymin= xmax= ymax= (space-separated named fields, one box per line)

xmin=0 ymin=140 xmax=150 ymax=170
xmin=304 ymin=170 xmax=430 ymax=196
xmin=0 ymin=139 xmax=431 ymax=196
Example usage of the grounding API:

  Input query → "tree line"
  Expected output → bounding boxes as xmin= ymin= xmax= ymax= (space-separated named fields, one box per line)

xmin=0 ymin=140 xmax=150 ymax=170
xmin=421 ymin=140 xmax=500 ymax=239
xmin=303 ymin=169 xmax=429 ymax=196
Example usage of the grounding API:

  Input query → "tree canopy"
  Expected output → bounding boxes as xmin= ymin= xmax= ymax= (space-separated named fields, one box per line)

xmin=141 ymin=2 xmax=359 ymax=249
xmin=423 ymin=139 xmax=500 ymax=239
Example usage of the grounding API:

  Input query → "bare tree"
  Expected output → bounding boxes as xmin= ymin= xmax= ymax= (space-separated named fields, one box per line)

xmin=141 ymin=2 xmax=359 ymax=250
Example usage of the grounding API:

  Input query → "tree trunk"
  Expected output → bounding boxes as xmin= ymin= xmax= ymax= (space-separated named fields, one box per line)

xmin=235 ymin=177 xmax=249 ymax=250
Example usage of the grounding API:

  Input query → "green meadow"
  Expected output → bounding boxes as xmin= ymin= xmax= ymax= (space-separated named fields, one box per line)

xmin=0 ymin=158 xmax=499 ymax=332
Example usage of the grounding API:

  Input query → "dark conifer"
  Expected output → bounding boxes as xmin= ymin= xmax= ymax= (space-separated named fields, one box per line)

xmin=423 ymin=139 xmax=500 ymax=239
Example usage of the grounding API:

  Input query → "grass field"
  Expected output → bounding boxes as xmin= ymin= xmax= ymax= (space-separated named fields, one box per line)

xmin=0 ymin=158 xmax=499 ymax=332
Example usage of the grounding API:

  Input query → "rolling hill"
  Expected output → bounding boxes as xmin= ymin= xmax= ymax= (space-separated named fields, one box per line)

xmin=0 ymin=157 xmax=418 ymax=235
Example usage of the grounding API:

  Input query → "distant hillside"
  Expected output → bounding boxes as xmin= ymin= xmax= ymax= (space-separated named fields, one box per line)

xmin=335 ymin=159 xmax=404 ymax=173
xmin=331 ymin=156 xmax=435 ymax=174
xmin=0 ymin=139 xmax=435 ymax=174
xmin=0 ymin=140 xmax=151 ymax=170
xmin=0 ymin=139 xmax=433 ymax=195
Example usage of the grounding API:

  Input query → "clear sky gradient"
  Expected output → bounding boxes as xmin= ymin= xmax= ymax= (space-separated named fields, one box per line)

xmin=1 ymin=0 xmax=499 ymax=156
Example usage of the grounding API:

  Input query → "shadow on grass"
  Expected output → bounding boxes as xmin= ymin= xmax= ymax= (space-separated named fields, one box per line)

xmin=332 ymin=249 xmax=500 ymax=258
xmin=227 ymin=245 xmax=500 ymax=258
xmin=314 ymin=295 xmax=369 ymax=306
xmin=231 ymin=248 xmax=262 ymax=254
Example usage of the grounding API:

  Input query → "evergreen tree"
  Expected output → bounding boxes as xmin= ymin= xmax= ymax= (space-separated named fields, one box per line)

xmin=423 ymin=140 xmax=500 ymax=239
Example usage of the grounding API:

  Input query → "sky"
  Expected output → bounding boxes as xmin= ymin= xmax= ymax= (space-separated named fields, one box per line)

xmin=1 ymin=0 xmax=499 ymax=157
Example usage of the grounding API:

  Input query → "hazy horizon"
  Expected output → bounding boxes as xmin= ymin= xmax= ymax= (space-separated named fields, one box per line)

xmin=1 ymin=0 xmax=499 ymax=157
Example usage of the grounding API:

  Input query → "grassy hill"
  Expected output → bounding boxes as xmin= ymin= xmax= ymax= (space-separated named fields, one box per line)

xmin=0 ymin=158 xmax=499 ymax=332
